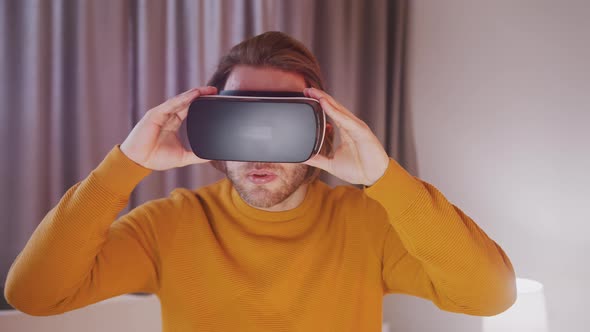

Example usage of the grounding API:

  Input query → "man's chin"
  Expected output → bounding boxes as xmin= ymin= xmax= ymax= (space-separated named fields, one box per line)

xmin=243 ymin=180 xmax=279 ymax=190
xmin=239 ymin=187 xmax=282 ymax=208
xmin=226 ymin=165 xmax=309 ymax=209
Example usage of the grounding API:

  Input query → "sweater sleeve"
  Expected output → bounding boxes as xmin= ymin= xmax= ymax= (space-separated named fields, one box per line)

xmin=364 ymin=158 xmax=516 ymax=316
xmin=4 ymin=146 xmax=169 ymax=316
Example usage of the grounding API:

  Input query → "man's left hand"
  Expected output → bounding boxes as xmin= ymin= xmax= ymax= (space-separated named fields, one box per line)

xmin=303 ymin=88 xmax=390 ymax=187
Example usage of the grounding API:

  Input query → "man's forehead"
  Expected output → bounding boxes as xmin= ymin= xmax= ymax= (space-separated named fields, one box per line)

xmin=224 ymin=65 xmax=307 ymax=91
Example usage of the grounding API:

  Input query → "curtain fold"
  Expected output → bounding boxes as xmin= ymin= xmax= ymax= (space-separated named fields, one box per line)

xmin=0 ymin=0 xmax=413 ymax=292
xmin=1 ymin=0 xmax=133 ymax=286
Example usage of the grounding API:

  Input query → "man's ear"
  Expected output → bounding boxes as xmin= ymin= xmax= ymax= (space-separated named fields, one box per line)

xmin=326 ymin=122 xmax=333 ymax=134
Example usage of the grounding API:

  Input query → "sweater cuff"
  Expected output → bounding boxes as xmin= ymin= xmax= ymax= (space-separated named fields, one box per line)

xmin=364 ymin=158 xmax=423 ymax=218
xmin=90 ymin=145 xmax=153 ymax=197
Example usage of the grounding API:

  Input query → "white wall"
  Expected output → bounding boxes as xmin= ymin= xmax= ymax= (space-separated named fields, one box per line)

xmin=384 ymin=1 xmax=590 ymax=331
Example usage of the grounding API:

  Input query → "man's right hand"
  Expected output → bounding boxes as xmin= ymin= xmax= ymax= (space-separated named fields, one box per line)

xmin=120 ymin=86 xmax=218 ymax=170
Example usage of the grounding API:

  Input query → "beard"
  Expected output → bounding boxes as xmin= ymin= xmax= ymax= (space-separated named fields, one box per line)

xmin=225 ymin=162 xmax=309 ymax=209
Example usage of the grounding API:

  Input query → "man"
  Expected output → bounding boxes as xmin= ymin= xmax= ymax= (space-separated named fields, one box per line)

xmin=5 ymin=31 xmax=516 ymax=331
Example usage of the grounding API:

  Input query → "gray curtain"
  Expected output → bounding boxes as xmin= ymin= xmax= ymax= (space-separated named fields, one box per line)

xmin=0 ymin=0 xmax=413 ymax=305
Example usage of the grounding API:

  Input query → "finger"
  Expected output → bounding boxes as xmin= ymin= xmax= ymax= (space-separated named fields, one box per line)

xmin=304 ymin=87 xmax=332 ymax=103
xmin=166 ymin=93 xmax=201 ymax=124
xmin=160 ymin=112 xmax=183 ymax=132
xmin=176 ymin=107 xmax=190 ymax=122
xmin=303 ymin=153 xmax=331 ymax=172
xmin=163 ymin=86 xmax=217 ymax=113
xmin=148 ymin=86 xmax=217 ymax=126
xmin=318 ymin=97 xmax=361 ymax=133
xmin=305 ymin=88 xmax=366 ymax=127
xmin=173 ymin=85 xmax=218 ymax=122
xmin=180 ymin=149 xmax=209 ymax=166
xmin=304 ymin=88 xmax=346 ymax=111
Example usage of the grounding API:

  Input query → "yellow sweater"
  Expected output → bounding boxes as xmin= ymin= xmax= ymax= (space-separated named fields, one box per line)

xmin=5 ymin=146 xmax=516 ymax=331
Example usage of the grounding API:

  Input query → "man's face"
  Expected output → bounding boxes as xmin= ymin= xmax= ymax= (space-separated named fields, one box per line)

xmin=222 ymin=65 xmax=310 ymax=209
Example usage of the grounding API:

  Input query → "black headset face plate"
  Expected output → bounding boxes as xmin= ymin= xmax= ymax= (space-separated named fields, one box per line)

xmin=187 ymin=92 xmax=325 ymax=163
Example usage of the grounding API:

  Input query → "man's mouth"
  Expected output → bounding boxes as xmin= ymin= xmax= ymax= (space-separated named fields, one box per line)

xmin=247 ymin=170 xmax=278 ymax=184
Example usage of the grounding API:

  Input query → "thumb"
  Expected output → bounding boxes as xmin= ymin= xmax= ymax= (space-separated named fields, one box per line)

xmin=304 ymin=153 xmax=331 ymax=172
xmin=180 ymin=149 xmax=209 ymax=167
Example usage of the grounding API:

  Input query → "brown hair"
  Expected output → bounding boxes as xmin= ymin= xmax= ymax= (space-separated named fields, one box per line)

xmin=206 ymin=31 xmax=334 ymax=183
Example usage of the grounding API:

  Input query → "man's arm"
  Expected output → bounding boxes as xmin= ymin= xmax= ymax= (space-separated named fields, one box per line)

xmin=365 ymin=158 xmax=516 ymax=316
xmin=4 ymin=146 xmax=167 ymax=316
xmin=301 ymin=87 xmax=516 ymax=316
xmin=5 ymin=87 xmax=216 ymax=315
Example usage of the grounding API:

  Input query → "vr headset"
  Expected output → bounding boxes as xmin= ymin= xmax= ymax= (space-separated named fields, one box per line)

xmin=186 ymin=90 xmax=326 ymax=163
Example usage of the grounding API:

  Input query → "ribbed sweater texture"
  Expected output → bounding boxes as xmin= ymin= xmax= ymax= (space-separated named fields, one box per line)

xmin=5 ymin=146 xmax=515 ymax=331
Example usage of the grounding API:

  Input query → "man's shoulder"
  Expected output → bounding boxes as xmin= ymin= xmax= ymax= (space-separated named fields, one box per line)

xmin=318 ymin=181 xmax=374 ymax=207
xmin=317 ymin=181 xmax=390 ymax=232
xmin=313 ymin=182 xmax=385 ymax=221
